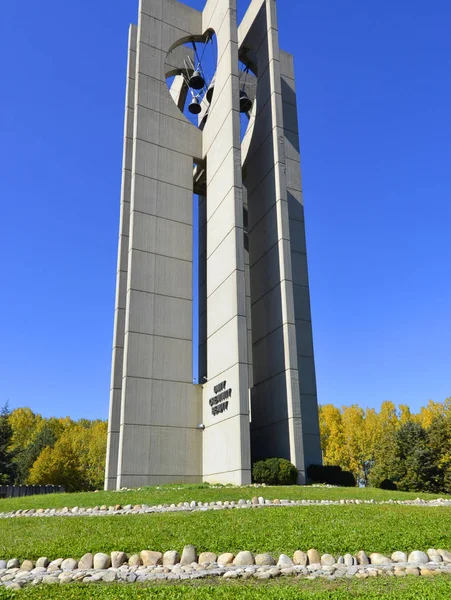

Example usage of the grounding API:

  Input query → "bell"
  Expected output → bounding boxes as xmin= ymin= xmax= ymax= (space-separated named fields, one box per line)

xmin=188 ymin=96 xmax=202 ymax=115
xmin=189 ymin=70 xmax=205 ymax=90
xmin=239 ymin=89 xmax=253 ymax=113
xmin=206 ymin=76 xmax=215 ymax=103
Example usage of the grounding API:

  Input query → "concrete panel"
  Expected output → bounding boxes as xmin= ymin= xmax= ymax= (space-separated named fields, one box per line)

xmin=118 ymin=424 xmax=202 ymax=477
xmin=297 ymin=356 xmax=317 ymax=396
xmin=300 ymin=394 xmax=321 ymax=436
xmin=135 ymin=73 xmax=196 ymax=126
xmin=207 ymin=315 xmax=248 ymax=378
xmin=104 ymin=431 xmax=120 ymax=490
xmin=279 ymin=49 xmax=295 ymax=80
xmin=302 ymin=433 xmax=323 ymax=472
xmin=251 ymin=418 xmax=298 ymax=463
xmin=123 ymin=138 xmax=134 ymax=172
xmin=289 ymin=218 xmax=307 ymax=254
xmin=251 ymin=282 xmax=295 ymax=344
xmin=136 ymin=42 xmax=168 ymax=80
xmin=110 ymin=347 xmax=124 ymax=390
xmin=162 ymin=1 xmax=202 ymax=33
xmin=206 ymin=228 xmax=244 ymax=297
xmin=135 ymin=105 xmax=201 ymax=158
xmin=207 ymin=186 xmax=243 ymax=258
xmin=124 ymin=332 xmax=192 ymax=383
xmin=117 ymin=235 xmax=129 ymax=274
xmin=287 ymin=189 xmax=304 ymax=223
xmin=129 ymin=212 xmax=192 ymax=261
xmin=128 ymin=249 xmax=192 ymax=300
xmin=132 ymin=174 xmax=193 ymax=224
xmin=292 ymin=284 xmax=312 ymax=322
xmin=252 ymin=324 xmax=297 ymax=385
xmin=206 ymin=151 xmax=242 ymax=219
xmin=139 ymin=13 xmax=194 ymax=51
xmin=121 ymin=170 xmax=132 ymax=205
xmin=122 ymin=378 xmax=201 ymax=428
xmin=291 ymin=251 xmax=309 ymax=287
xmin=203 ymin=414 xmax=251 ymax=484
xmin=207 ymin=271 xmax=246 ymax=337
xmin=295 ymin=319 xmax=314 ymax=358
xmin=205 ymin=115 xmax=241 ymax=187
xmin=113 ymin=308 xmax=126 ymax=348
xmin=108 ymin=389 xmax=123 ymax=433
xmin=133 ymin=139 xmax=195 ymax=186
xmin=246 ymin=169 xmax=277 ymax=231
xmin=118 ymin=474 xmax=202 ymax=487
xmin=250 ymin=239 xmax=293 ymax=304
xmin=115 ymin=270 xmax=128 ymax=310
xmin=127 ymin=289 xmax=192 ymax=340
xmin=286 ymin=157 xmax=302 ymax=191
xmin=248 ymin=201 xmax=289 ymax=267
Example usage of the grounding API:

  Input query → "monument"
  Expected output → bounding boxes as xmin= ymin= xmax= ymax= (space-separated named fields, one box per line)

xmin=105 ymin=0 xmax=322 ymax=490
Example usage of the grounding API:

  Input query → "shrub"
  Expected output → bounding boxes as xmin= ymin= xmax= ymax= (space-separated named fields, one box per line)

xmin=306 ymin=464 xmax=356 ymax=487
xmin=252 ymin=458 xmax=298 ymax=485
xmin=378 ymin=478 xmax=397 ymax=491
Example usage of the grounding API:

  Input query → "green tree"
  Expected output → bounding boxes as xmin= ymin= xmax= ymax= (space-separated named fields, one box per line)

xmin=0 ymin=404 xmax=15 ymax=484
xmin=28 ymin=421 xmax=107 ymax=492
xmin=14 ymin=424 xmax=58 ymax=484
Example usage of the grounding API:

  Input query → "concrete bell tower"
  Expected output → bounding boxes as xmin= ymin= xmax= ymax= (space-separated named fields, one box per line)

xmin=105 ymin=0 xmax=322 ymax=490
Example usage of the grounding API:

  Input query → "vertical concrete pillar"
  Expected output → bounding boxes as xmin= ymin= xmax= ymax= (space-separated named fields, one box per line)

xmin=201 ymin=0 xmax=252 ymax=485
xmin=240 ymin=0 xmax=319 ymax=480
xmin=116 ymin=0 xmax=204 ymax=488
xmin=105 ymin=25 xmax=137 ymax=491
xmin=280 ymin=50 xmax=322 ymax=470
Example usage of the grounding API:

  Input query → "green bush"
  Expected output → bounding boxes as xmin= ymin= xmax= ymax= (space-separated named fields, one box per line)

xmin=252 ymin=458 xmax=298 ymax=485
xmin=378 ymin=478 xmax=397 ymax=491
xmin=307 ymin=464 xmax=356 ymax=487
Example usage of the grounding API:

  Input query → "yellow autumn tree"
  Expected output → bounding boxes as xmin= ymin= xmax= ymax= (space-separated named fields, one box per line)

xmin=416 ymin=400 xmax=446 ymax=429
xmin=319 ymin=404 xmax=346 ymax=466
xmin=28 ymin=421 xmax=107 ymax=492
xmin=341 ymin=405 xmax=366 ymax=483
xmin=8 ymin=408 xmax=43 ymax=452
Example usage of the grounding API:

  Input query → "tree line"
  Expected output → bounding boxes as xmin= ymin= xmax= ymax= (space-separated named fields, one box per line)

xmin=0 ymin=405 xmax=107 ymax=492
xmin=319 ymin=398 xmax=451 ymax=492
xmin=1 ymin=399 xmax=450 ymax=493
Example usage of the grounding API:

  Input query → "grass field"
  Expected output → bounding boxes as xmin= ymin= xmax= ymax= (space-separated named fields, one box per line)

xmin=2 ymin=485 xmax=451 ymax=598
xmin=1 ymin=504 xmax=450 ymax=560
xmin=0 ymin=483 xmax=449 ymax=513
xmin=2 ymin=577 xmax=451 ymax=599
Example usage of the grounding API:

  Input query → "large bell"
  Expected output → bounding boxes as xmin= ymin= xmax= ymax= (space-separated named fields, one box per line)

xmin=206 ymin=76 xmax=215 ymax=103
xmin=188 ymin=96 xmax=202 ymax=115
xmin=239 ymin=89 xmax=253 ymax=113
xmin=189 ymin=70 xmax=205 ymax=90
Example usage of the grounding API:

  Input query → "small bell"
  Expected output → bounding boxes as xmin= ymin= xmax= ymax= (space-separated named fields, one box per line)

xmin=188 ymin=96 xmax=202 ymax=115
xmin=206 ymin=76 xmax=215 ymax=103
xmin=239 ymin=89 xmax=253 ymax=113
xmin=189 ymin=70 xmax=205 ymax=90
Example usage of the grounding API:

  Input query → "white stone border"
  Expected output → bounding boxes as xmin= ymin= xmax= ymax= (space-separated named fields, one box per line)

xmin=1 ymin=547 xmax=451 ymax=590
xmin=2 ymin=496 xmax=451 ymax=519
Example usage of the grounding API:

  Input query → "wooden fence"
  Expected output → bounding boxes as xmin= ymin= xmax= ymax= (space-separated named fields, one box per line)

xmin=0 ymin=485 xmax=65 ymax=499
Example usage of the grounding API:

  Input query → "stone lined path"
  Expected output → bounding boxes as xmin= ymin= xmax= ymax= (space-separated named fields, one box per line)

xmin=2 ymin=496 xmax=451 ymax=520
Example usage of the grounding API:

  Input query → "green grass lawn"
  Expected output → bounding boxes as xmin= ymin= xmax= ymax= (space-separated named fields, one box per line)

xmin=2 ymin=486 xmax=451 ymax=599
xmin=3 ymin=577 xmax=451 ymax=600
xmin=1 ymin=504 xmax=450 ymax=561
xmin=0 ymin=483 xmax=449 ymax=513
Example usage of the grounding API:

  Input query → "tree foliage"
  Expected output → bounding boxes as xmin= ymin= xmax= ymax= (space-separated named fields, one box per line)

xmin=0 ymin=404 xmax=16 ymax=484
xmin=0 ymin=407 xmax=107 ymax=491
xmin=320 ymin=398 xmax=451 ymax=493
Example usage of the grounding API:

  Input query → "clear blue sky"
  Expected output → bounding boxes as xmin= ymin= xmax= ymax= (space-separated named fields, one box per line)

xmin=1 ymin=0 xmax=449 ymax=420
